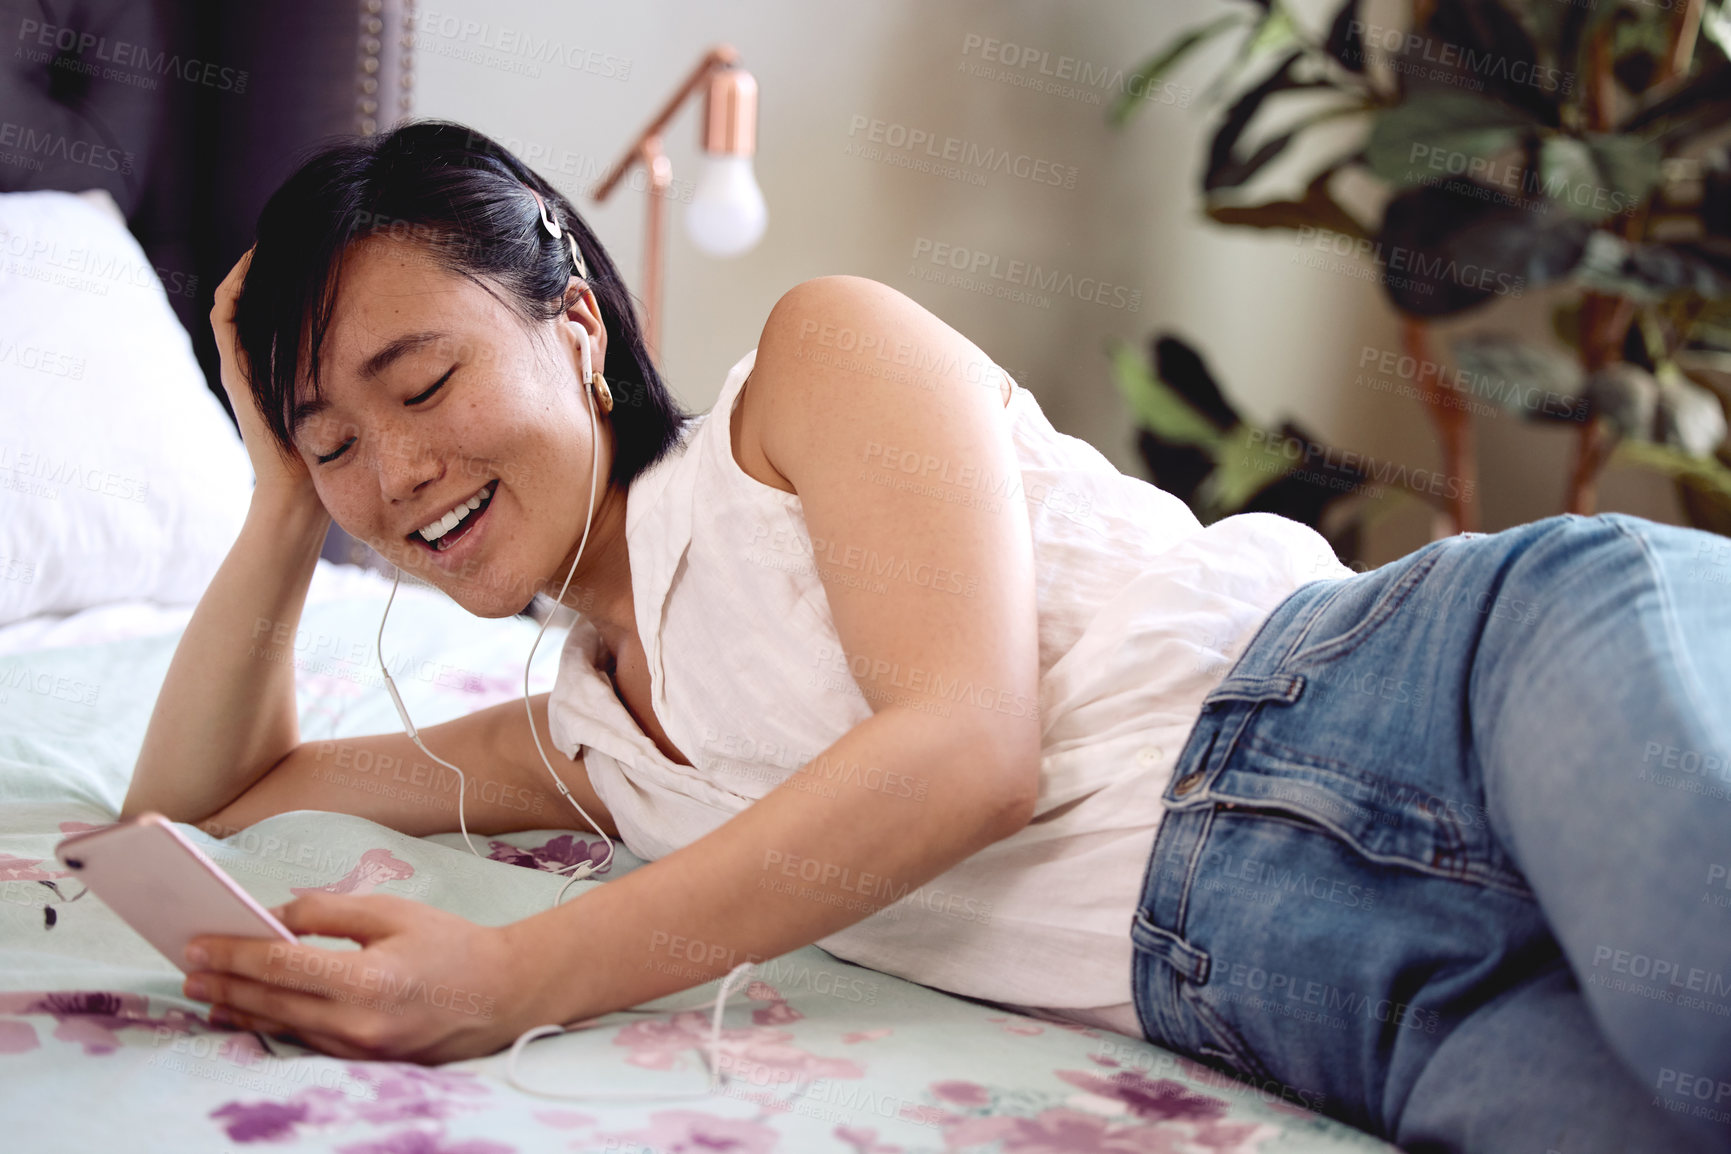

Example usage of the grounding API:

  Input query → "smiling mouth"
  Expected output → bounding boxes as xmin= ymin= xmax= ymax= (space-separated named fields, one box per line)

xmin=409 ymin=481 xmax=496 ymax=552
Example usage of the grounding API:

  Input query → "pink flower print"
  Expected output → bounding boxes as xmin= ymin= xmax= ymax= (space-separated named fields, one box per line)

xmin=986 ymin=1014 xmax=1045 ymax=1036
xmin=486 ymin=834 xmax=609 ymax=877
xmin=0 ymin=853 xmax=71 ymax=882
xmin=932 ymin=1080 xmax=992 ymax=1108
xmin=293 ymin=848 xmax=416 ymax=897
xmin=751 ymin=999 xmax=803 ymax=1028
xmin=346 ymin=1064 xmax=493 ymax=1125
xmin=600 ymin=1109 xmax=779 ymax=1154
xmin=613 ymin=1012 xmax=863 ymax=1087
xmin=0 ymin=1019 xmax=40 ymax=1053
xmin=210 ymin=1086 xmax=350 ymax=1143
xmin=937 ymin=1112 xmax=1022 ymax=1149
xmin=842 ymin=1028 xmax=893 ymax=1044
xmin=210 ymin=1065 xmax=494 ymax=1144
xmin=835 ymin=1124 xmax=903 ymax=1154
xmin=335 ymin=1129 xmax=516 ymax=1154
xmin=997 ymin=1107 xmax=1190 ymax=1154
xmin=531 ymin=1109 xmax=596 ymax=1129
xmin=744 ymin=981 xmax=782 ymax=1002
xmin=1053 ymin=1070 xmax=1228 ymax=1125
xmin=0 ymin=990 xmax=198 ymax=1054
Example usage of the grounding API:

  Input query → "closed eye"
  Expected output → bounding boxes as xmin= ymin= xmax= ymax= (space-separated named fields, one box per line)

xmin=314 ymin=366 xmax=455 ymax=465
xmin=407 ymin=366 xmax=455 ymax=406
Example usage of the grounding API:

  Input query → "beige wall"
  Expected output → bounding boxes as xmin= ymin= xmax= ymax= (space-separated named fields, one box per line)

xmin=411 ymin=0 xmax=1679 ymax=565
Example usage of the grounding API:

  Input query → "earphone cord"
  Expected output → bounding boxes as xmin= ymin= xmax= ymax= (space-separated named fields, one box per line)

xmin=374 ymin=359 xmax=785 ymax=1103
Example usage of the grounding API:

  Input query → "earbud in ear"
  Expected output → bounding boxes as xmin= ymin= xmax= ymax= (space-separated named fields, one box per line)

xmin=579 ymin=332 xmax=594 ymax=387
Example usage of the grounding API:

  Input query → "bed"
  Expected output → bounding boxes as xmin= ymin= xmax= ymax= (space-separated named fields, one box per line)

xmin=0 ymin=2 xmax=1400 ymax=1150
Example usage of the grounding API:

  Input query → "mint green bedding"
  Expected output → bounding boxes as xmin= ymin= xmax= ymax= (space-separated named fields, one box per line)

xmin=0 ymin=576 xmax=1396 ymax=1153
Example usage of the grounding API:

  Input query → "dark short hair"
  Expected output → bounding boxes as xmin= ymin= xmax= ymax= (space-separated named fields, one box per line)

xmin=233 ymin=119 xmax=690 ymax=488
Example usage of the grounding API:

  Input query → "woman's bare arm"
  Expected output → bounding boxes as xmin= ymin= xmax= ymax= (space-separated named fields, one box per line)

xmin=192 ymin=692 xmax=617 ymax=842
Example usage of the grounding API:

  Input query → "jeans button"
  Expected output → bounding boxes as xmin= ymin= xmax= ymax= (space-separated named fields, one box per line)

xmin=1172 ymin=771 xmax=1204 ymax=796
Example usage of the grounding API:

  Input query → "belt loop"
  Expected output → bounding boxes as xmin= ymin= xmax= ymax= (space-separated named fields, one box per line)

xmin=1131 ymin=913 xmax=1212 ymax=984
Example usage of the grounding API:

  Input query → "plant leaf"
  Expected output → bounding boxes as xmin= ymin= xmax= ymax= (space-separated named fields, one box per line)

xmin=1574 ymin=233 xmax=1731 ymax=301
xmin=1365 ymin=89 xmax=1537 ymax=189
xmin=1204 ymin=52 xmax=1332 ymax=192
xmin=1107 ymin=338 xmax=1227 ymax=450
xmin=1205 ymin=161 xmax=1374 ymax=239
xmin=1620 ymin=60 xmax=1731 ymax=147
xmin=1196 ymin=422 xmax=1294 ymax=520
xmin=1376 ymin=181 xmax=1593 ymax=317
xmin=1613 ymin=439 xmax=1731 ymax=521
xmin=1323 ymin=0 xmax=1364 ymax=73
xmin=1446 ymin=332 xmax=1589 ymax=421
xmin=1152 ymin=334 xmax=1242 ymax=432
xmin=1109 ymin=13 xmax=1248 ymax=127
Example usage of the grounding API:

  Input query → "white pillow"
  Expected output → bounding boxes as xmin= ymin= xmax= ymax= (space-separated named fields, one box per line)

xmin=0 ymin=190 xmax=254 ymax=625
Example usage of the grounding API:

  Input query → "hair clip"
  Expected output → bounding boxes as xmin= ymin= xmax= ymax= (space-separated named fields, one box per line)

xmin=527 ymin=187 xmax=561 ymax=239
xmin=569 ymin=234 xmax=588 ymax=280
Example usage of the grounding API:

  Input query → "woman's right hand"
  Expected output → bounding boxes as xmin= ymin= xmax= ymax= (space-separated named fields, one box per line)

xmin=213 ymin=246 xmax=324 ymax=509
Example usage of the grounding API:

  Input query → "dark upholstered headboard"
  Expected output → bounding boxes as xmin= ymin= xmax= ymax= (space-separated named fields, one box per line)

xmin=0 ymin=0 xmax=415 ymax=407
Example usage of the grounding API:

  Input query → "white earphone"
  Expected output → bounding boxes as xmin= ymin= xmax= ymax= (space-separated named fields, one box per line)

xmin=371 ymin=314 xmax=798 ymax=1102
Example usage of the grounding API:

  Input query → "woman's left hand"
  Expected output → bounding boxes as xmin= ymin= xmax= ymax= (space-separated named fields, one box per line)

xmin=182 ymin=892 xmax=545 ymax=1063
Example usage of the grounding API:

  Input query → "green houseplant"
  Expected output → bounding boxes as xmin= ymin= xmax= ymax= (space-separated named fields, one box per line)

xmin=1110 ymin=0 xmax=1731 ymax=539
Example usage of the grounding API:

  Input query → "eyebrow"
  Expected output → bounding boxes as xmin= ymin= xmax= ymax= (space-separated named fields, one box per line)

xmin=289 ymin=329 xmax=448 ymax=438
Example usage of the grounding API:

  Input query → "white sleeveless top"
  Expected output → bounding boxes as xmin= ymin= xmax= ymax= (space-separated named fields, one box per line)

xmin=547 ymin=347 xmax=1352 ymax=1033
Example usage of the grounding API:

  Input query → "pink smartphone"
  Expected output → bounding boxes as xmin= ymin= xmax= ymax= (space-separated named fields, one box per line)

xmin=54 ymin=812 xmax=296 ymax=973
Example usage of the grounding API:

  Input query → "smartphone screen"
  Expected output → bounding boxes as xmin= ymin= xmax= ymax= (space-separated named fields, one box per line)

xmin=55 ymin=813 xmax=297 ymax=973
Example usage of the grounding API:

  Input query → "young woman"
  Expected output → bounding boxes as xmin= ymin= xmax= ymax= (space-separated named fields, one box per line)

xmin=122 ymin=121 xmax=1730 ymax=1154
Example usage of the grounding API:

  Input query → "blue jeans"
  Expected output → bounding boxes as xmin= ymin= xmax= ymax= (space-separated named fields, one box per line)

xmin=1131 ymin=513 xmax=1731 ymax=1154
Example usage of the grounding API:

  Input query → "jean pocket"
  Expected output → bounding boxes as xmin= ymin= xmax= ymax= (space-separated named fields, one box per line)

xmin=1283 ymin=538 xmax=1455 ymax=669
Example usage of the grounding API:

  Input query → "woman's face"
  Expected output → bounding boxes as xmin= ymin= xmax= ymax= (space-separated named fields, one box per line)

xmin=290 ymin=234 xmax=612 ymax=617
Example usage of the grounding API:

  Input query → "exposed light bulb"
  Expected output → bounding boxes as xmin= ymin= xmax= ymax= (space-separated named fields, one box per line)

xmin=685 ymin=154 xmax=767 ymax=257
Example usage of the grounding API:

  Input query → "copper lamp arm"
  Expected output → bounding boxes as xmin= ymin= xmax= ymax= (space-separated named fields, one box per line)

xmin=591 ymin=44 xmax=741 ymax=204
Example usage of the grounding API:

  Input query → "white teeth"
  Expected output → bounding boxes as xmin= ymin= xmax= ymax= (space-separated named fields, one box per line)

xmin=416 ymin=483 xmax=493 ymax=543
